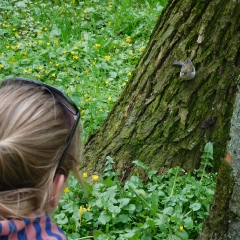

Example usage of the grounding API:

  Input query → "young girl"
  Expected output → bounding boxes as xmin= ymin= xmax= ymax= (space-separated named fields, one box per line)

xmin=0 ymin=78 xmax=84 ymax=239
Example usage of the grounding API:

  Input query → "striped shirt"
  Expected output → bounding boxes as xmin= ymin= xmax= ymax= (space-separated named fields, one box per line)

xmin=0 ymin=212 xmax=67 ymax=240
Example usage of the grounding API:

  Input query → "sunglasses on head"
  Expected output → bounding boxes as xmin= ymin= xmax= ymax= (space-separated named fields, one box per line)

xmin=0 ymin=77 xmax=80 ymax=173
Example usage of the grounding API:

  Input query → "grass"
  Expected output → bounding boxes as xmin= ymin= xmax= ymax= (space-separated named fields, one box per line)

xmin=0 ymin=1 xmax=217 ymax=239
xmin=0 ymin=0 xmax=166 ymax=140
xmin=54 ymin=144 xmax=216 ymax=240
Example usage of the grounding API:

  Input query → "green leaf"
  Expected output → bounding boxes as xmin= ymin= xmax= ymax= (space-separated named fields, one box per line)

xmin=150 ymin=192 xmax=159 ymax=217
xmin=176 ymin=229 xmax=189 ymax=239
xmin=98 ymin=211 xmax=111 ymax=225
xmin=50 ymin=27 xmax=61 ymax=37
xmin=163 ymin=207 xmax=173 ymax=215
xmin=16 ymin=1 xmax=26 ymax=7
xmin=201 ymin=142 xmax=213 ymax=160
xmin=190 ymin=202 xmax=201 ymax=211
xmin=54 ymin=212 xmax=68 ymax=225
xmin=115 ymin=214 xmax=130 ymax=223
xmin=118 ymin=198 xmax=130 ymax=208
xmin=184 ymin=217 xmax=193 ymax=228
xmin=93 ymin=230 xmax=104 ymax=238
xmin=128 ymin=232 xmax=141 ymax=240
xmin=108 ymin=204 xmax=121 ymax=217
xmin=123 ymin=204 xmax=136 ymax=212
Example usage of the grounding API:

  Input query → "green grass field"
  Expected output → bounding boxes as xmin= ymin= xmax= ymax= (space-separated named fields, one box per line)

xmin=0 ymin=0 xmax=166 ymax=140
xmin=0 ymin=1 xmax=216 ymax=239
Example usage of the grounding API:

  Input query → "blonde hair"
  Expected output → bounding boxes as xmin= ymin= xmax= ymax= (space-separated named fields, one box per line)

xmin=0 ymin=80 xmax=83 ymax=220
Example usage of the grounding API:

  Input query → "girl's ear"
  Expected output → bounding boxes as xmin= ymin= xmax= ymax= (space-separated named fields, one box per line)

xmin=50 ymin=173 xmax=66 ymax=209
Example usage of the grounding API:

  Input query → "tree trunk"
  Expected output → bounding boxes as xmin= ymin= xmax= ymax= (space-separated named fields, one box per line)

xmin=199 ymin=90 xmax=240 ymax=239
xmin=81 ymin=0 xmax=240 ymax=177
xmin=81 ymin=0 xmax=240 ymax=237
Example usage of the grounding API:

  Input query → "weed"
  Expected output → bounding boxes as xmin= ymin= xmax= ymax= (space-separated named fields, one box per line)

xmin=0 ymin=0 xmax=164 ymax=140
xmin=54 ymin=144 xmax=217 ymax=239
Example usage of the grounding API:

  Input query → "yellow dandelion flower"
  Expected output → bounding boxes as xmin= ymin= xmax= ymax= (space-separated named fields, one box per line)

xmin=92 ymin=61 xmax=96 ymax=65
xmin=93 ymin=43 xmax=101 ymax=49
xmin=39 ymin=65 xmax=44 ymax=70
xmin=54 ymin=39 xmax=59 ymax=45
xmin=0 ymin=64 xmax=4 ymax=69
xmin=87 ymin=206 xmax=91 ymax=211
xmin=52 ymin=73 xmax=56 ymax=77
xmin=46 ymin=42 xmax=51 ymax=46
xmin=108 ymin=5 xmax=112 ymax=8
xmin=5 ymin=46 xmax=10 ymax=49
xmin=83 ymin=172 xmax=88 ymax=178
xmin=37 ymin=29 xmax=42 ymax=34
xmin=28 ymin=68 xmax=33 ymax=72
xmin=105 ymin=55 xmax=110 ymax=61
xmin=105 ymin=81 xmax=109 ymax=85
xmin=128 ymin=72 xmax=132 ymax=76
xmin=83 ymin=9 xmax=87 ymax=14
xmin=14 ymin=33 xmax=19 ymax=37
xmin=44 ymin=27 xmax=47 ymax=31
xmin=16 ymin=44 xmax=21 ymax=49
xmin=79 ymin=206 xmax=84 ymax=217
xmin=82 ymin=18 xmax=85 ymax=21
xmin=74 ymin=13 xmax=77 ymax=17
xmin=129 ymin=51 xmax=133 ymax=55
xmin=108 ymin=97 xmax=112 ymax=101
xmin=138 ymin=48 xmax=143 ymax=52
xmin=64 ymin=187 xmax=70 ymax=193
xmin=84 ymin=69 xmax=89 ymax=74
xmin=108 ymin=22 xmax=111 ymax=26
xmin=81 ymin=109 xmax=86 ymax=115
xmin=37 ymin=74 xmax=41 ymax=79
xmin=73 ymin=55 xmax=79 ymax=60
xmin=55 ymin=63 xmax=59 ymax=67
xmin=80 ymin=101 xmax=84 ymax=105
xmin=84 ymin=94 xmax=88 ymax=98
xmin=23 ymin=51 xmax=28 ymax=55
xmin=99 ymin=108 xmax=103 ymax=112
xmin=23 ymin=69 xmax=28 ymax=73
xmin=88 ymin=97 xmax=92 ymax=101
xmin=126 ymin=36 xmax=131 ymax=43
xmin=92 ymin=175 xmax=99 ymax=181
xmin=39 ymin=40 xmax=43 ymax=45
xmin=179 ymin=226 xmax=184 ymax=231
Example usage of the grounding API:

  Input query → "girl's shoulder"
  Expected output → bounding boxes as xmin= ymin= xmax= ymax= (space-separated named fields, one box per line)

xmin=0 ymin=212 xmax=67 ymax=240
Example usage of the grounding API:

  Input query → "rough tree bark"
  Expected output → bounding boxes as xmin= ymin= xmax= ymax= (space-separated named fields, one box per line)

xmin=82 ymin=0 xmax=240 ymax=175
xmin=81 ymin=0 xmax=240 ymax=237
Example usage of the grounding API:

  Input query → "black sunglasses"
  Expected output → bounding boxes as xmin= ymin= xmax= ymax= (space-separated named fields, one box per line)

xmin=1 ymin=77 xmax=80 ymax=173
